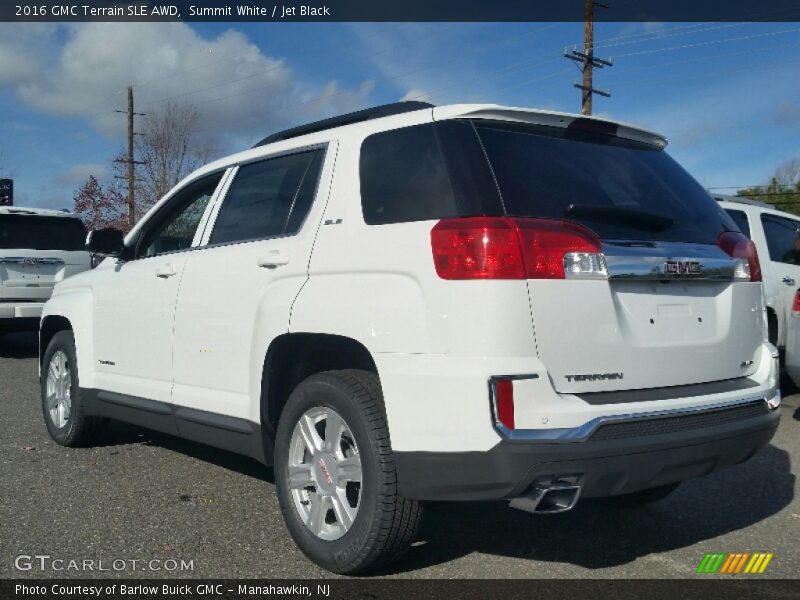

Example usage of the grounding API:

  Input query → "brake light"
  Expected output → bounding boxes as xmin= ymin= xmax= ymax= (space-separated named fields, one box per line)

xmin=793 ymin=291 xmax=800 ymax=317
xmin=494 ymin=378 xmax=515 ymax=430
xmin=430 ymin=217 xmax=524 ymax=279
xmin=717 ymin=231 xmax=762 ymax=282
xmin=431 ymin=217 xmax=606 ymax=280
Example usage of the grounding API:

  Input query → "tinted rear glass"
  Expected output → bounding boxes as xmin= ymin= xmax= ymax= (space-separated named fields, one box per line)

xmin=473 ymin=120 xmax=735 ymax=244
xmin=0 ymin=215 xmax=87 ymax=251
xmin=724 ymin=208 xmax=751 ymax=238
xmin=360 ymin=122 xmax=501 ymax=225
xmin=359 ymin=120 xmax=735 ymax=244
xmin=761 ymin=213 xmax=800 ymax=264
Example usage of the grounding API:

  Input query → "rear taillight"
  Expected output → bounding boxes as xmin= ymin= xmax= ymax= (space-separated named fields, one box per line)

xmin=717 ymin=231 xmax=762 ymax=282
xmin=493 ymin=378 xmax=515 ymax=430
xmin=431 ymin=217 xmax=606 ymax=280
xmin=793 ymin=291 xmax=800 ymax=317
xmin=430 ymin=217 xmax=524 ymax=279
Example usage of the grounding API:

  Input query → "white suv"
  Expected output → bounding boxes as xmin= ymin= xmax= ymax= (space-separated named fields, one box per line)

xmin=40 ymin=103 xmax=781 ymax=574
xmin=715 ymin=195 xmax=800 ymax=387
xmin=0 ymin=206 xmax=91 ymax=334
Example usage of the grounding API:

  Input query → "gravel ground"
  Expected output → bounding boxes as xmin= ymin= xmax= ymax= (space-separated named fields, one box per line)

xmin=1 ymin=331 xmax=797 ymax=579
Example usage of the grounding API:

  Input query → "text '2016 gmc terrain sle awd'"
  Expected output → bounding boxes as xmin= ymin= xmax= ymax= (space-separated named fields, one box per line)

xmin=40 ymin=102 xmax=780 ymax=574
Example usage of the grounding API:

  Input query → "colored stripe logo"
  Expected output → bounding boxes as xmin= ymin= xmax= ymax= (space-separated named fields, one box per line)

xmin=697 ymin=553 xmax=773 ymax=574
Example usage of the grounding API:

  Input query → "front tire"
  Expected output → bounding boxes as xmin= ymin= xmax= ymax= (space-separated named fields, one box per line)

xmin=274 ymin=369 xmax=422 ymax=574
xmin=41 ymin=330 xmax=106 ymax=446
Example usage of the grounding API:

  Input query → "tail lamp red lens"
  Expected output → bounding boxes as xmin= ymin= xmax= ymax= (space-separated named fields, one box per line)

xmin=430 ymin=217 xmax=604 ymax=280
xmin=793 ymin=291 xmax=800 ymax=317
xmin=717 ymin=231 xmax=762 ymax=282
xmin=494 ymin=378 xmax=515 ymax=430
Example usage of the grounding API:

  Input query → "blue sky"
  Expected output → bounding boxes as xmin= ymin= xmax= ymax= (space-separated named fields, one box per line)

xmin=1 ymin=21 xmax=799 ymax=209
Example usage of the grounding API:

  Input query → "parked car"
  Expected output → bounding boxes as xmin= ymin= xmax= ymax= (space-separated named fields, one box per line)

xmin=715 ymin=195 xmax=800 ymax=385
xmin=0 ymin=206 xmax=91 ymax=334
xmin=40 ymin=102 xmax=780 ymax=574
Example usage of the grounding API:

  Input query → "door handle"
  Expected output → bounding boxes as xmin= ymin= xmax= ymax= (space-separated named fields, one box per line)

xmin=257 ymin=250 xmax=290 ymax=269
xmin=782 ymin=276 xmax=795 ymax=286
xmin=155 ymin=264 xmax=177 ymax=278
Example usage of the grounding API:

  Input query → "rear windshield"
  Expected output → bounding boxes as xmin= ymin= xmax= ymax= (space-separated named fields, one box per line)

xmin=359 ymin=119 xmax=736 ymax=244
xmin=0 ymin=215 xmax=87 ymax=251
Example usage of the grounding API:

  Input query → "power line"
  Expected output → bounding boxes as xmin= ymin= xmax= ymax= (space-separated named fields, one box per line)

xmin=709 ymin=185 xmax=799 ymax=190
xmin=614 ymin=27 xmax=800 ymax=59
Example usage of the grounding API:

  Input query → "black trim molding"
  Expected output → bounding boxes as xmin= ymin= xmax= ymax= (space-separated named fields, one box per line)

xmin=81 ymin=388 xmax=271 ymax=465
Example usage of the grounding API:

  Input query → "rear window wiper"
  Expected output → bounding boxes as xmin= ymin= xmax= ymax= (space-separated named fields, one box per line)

xmin=564 ymin=204 xmax=674 ymax=233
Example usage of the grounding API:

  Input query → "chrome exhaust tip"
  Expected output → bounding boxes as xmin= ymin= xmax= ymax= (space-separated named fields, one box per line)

xmin=509 ymin=482 xmax=582 ymax=514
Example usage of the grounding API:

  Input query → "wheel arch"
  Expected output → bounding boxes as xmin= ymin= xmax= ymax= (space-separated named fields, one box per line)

xmin=260 ymin=333 xmax=379 ymax=437
xmin=39 ymin=315 xmax=73 ymax=367
xmin=766 ymin=304 xmax=780 ymax=347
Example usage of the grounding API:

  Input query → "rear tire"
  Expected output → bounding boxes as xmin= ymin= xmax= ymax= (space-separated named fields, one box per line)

xmin=274 ymin=369 xmax=422 ymax=574
xmin=41 ymin=331 xmax=106 ymax=447
xmin=596 ymin=482 xmax=680 ymax=507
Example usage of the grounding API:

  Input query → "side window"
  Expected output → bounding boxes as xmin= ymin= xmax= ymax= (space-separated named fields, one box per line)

xmin=360 ymin=124 xmax=456 ymax=225
xmin=359 ymin=122 xmax=502 ymax=225
xmin=209 ymin=148 xmax=323 ymax=246
xmin=725 ymin=209 xmax=751 ymax=238
xmin=137 ymin=173 xmax=222 ymax=259
xmin=761 ymin=214 xmax=800 ymax=265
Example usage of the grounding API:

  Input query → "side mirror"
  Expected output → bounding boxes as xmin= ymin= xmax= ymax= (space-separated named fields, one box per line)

xmin=86 ymin=228 xmax=124 ymax=256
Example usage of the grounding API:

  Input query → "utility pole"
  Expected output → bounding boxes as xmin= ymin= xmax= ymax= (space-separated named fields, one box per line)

xmin=564 ymin=0 xmax=612 ymax=115
xmin=114 ymin=86 xmax=146 ymax=229
xmin=582 ymin=0 xmax=594 ymax=114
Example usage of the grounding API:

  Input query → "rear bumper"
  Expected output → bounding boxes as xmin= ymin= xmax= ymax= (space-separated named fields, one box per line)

xmin=0 ymin=302 xmax=43 ymax=331
xmin=0 ymin=302 xmax=44 ymax=319
xmin=394 ymin=400 xmax=779 ymax=501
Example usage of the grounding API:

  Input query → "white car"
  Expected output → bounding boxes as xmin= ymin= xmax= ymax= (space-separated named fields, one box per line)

xmin=0 ymin=206 xmax=91 ymax=334
xmin=40 ymin=102 xmax=780 ymax=574
xmin=715 ymin=195 xmax=800 ymax=386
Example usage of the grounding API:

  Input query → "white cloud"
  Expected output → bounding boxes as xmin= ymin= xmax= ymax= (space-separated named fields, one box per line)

xmin=2 ymin=23 xmax=373 ymax=151
xmin=52 ymin=163 xmax=108 ymax=187
xmin=400 ymin=89 xmax=430 ymax=102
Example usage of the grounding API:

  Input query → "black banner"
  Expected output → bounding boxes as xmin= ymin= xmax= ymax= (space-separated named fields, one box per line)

xmin=0 ymin=179 xmax=12 ymax=207
xmin=2 ymin=580 xmax=800 ymax=600
xmin=3 ymin=0 xmax=800 ymax=22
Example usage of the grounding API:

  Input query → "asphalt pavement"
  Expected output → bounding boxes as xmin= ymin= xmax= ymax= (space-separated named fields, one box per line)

xmin=1 ymin=331 xmax=798 ymax=579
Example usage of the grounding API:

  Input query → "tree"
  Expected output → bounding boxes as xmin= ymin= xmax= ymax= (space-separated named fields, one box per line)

xmin=132 ymin=101 xmax=216 ymax=213
xmin=737 ymin=157 xmax=800 ymax=216
xmin=73 ymin=175 xmax=130 ymax=232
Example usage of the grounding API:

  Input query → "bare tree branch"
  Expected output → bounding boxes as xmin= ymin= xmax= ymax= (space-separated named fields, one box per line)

xmin=133 ymin=102 xmax=217 ymax=213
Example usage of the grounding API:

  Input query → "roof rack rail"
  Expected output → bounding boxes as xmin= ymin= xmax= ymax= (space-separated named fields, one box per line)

xmin=713 ymin=193 xmax=774 ymax=209
xmin=253 ymin=101 xmax=435 ymax=147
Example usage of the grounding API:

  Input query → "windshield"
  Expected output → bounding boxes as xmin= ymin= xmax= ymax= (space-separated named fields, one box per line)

xmin=471 ymin=120 xmax=736 ymax=244
xmin=0 ymin=215 xmax=87 ymax=251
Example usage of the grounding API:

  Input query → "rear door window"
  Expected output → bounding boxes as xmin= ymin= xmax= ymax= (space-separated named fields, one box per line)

xmin=761 ymin=213 xmax=800 ymax=265
xmin=0 ymin=215 xmax=86 ymax=251
xmin=209 ymin=148 xmax=324 ymax=245
xmin=724 ymin=209 xmax=751 ymax=238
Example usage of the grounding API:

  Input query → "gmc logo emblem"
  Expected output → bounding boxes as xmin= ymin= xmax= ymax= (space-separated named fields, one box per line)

xmin=664 ymin=260 xmax=701 ymax=276
xmin=21 ymin=258 xmax=39 ymax=266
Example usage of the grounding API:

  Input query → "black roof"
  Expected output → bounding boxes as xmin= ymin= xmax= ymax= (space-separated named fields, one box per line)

xmin=253 ymin=101 xmax=434 ymax=148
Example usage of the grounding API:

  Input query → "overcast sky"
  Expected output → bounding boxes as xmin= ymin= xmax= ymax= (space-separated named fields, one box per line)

xmin=1 ymin=21 xmax=799 ymax=209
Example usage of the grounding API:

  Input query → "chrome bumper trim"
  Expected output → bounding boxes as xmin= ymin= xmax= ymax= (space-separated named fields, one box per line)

xmin=494 ymin=395 xmax=771 ymax=442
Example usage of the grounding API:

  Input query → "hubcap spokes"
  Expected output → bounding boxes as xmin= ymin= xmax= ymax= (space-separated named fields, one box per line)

xmin=288 ymin=406 xmax=362 ymax=541
xmin=46 ymin=350 xmax=72 ymax=428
